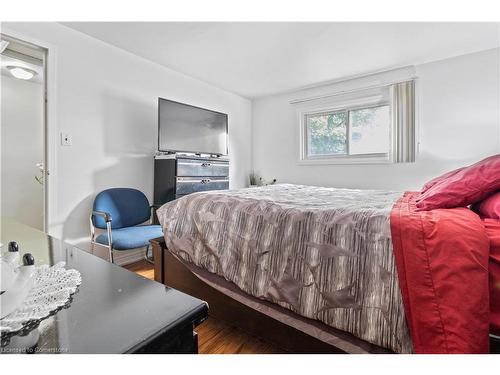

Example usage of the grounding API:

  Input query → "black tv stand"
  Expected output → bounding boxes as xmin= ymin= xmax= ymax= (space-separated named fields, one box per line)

xmin=153 ymin=153 xmax=229 ymax=208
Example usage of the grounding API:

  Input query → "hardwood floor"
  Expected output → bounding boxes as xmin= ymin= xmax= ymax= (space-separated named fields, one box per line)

xmin=124 ymin=259 xmax=155 ymax=280
xmin=124 ymin=260 xmax=285 ymax=354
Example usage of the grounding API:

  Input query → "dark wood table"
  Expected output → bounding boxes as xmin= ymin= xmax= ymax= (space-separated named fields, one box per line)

xmin=0 ymin=219 xmax=208 ymax=354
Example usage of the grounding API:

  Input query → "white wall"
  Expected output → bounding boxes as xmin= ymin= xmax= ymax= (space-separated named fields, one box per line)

xmin=2 ymin=22 xmax=498 ymax=264
xmin=252 ymin=48 xmax=500 ymax=191
xmin=2 ymin=22 xmax=252 ymax=261
xmin=1 ymin=75 xmax=44 ymax=230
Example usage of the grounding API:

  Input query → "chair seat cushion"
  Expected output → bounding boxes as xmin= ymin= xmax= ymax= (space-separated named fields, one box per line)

xmin=96 ymin=225 xmax=163 ymax=250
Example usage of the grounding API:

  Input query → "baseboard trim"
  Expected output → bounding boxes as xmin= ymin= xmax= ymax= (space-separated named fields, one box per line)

xmin=113 ymin=248 xmax=147 ymax=266
xmin=89 ymin=243 xmax=147 ymax=266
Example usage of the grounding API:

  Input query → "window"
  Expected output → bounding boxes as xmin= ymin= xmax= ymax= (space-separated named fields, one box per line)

xmin=349 ymin=105 xmax=391 ymax=155
xmin=306 ymin=110 xmax=347 ymax=156
xmin=298 ymin=80 xmax=415 ymax=164
xmin=305 ymin=105 xmax=390 ymax=160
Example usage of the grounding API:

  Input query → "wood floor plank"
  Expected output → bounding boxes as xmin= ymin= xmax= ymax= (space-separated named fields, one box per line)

xmin=124 ymin=260 xmax=284 ymax=354
xmin=125 ymin=260 xmax=155 ymax=280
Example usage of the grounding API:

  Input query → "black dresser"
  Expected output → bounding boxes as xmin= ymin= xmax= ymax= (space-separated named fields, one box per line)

xmin=153 ymin=154 xmax=229 ymax=207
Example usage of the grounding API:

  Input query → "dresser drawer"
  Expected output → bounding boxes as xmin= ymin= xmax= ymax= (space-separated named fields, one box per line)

xmin=175 ymin=177 xmax=229 ymax=195
xmin=177 ymin=159 xmax=229 ymax=177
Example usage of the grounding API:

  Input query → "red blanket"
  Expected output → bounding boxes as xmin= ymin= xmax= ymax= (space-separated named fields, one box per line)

xmin=390 ymin=192 xmax=490 ymax=353
xmin=483 ymin=219 xmax=500 ymax=336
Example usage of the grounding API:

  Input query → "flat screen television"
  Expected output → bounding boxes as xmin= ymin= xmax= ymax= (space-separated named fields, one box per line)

xmin=158 ymin=98 xmax=228 ymax=155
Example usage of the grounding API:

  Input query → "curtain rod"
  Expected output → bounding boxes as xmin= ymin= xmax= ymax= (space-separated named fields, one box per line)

xmin=289 ymin=78 xmax=417 ymax=105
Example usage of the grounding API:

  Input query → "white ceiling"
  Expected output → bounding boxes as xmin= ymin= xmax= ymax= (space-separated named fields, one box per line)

xmin=62 ymin=22 xmax=499 ymax=98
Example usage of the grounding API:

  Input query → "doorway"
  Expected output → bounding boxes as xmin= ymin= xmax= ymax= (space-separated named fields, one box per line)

xmin=1 ymin=34 xmax=48 ymax=231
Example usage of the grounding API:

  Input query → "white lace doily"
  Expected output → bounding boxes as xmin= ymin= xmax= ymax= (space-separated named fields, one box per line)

xmin=0 ymin=262 xmax=82 ymax=333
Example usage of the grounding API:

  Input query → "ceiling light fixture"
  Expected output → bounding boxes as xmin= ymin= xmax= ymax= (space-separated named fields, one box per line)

xmin=7 ymin=66 xmax=37 ymax=80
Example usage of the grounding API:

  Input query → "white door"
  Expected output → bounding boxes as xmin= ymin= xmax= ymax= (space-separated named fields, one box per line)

xmin=1 ymin=35 xmax=47 ymax=231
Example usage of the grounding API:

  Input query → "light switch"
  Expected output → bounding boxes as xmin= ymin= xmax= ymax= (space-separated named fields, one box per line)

xmin=61 ymin=132 xmax=72 ymax=146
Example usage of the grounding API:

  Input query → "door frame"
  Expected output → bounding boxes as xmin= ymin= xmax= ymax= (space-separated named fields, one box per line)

xmin=1 ymin=29 xmax=57 ymax=235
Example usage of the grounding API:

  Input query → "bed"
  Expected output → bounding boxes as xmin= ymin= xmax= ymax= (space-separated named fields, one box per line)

xmin=153 ymin=183 xmax=499 ymax=353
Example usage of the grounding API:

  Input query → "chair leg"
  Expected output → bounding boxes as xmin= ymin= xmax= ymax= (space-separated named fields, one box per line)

xmin=109 ymin=246 xmax=114 ymax=263
xmin=106 ymin=221 xmax=114 ymax=263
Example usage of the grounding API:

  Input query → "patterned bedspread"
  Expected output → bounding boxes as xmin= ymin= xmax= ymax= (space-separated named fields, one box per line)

xmin=157 ymin=184 xmax=413 ymax=353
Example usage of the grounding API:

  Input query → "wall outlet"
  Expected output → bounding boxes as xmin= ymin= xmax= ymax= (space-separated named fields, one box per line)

xmin=61 ymin=132 xmax=72 ymax=146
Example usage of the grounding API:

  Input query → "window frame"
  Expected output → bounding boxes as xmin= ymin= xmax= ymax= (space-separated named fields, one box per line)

xmin=298 ymin=96 xmax=394 ymax=165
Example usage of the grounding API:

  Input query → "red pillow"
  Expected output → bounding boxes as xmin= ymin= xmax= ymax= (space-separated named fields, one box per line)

xmin=420 ymin=167 xmax=465 ymax=193
xmin=416 ymin=154 xmax=500 ymax=211
xmin=472 ymin=191 xmax=500 ymax=219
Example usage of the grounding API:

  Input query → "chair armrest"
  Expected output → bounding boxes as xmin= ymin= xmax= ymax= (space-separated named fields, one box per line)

xmin=92 ymin=210 xmax=112 ymax=223
xmin=90 ymin=211 xmax=113 ymax=250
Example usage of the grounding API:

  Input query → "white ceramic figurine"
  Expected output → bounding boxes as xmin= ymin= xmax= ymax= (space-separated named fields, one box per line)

xmin=0 ymin=242 xmax=36 ymax=319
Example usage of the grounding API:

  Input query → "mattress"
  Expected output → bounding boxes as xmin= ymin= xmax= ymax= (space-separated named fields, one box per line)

xmin=156 ymin=183 xmax=413 ymax=353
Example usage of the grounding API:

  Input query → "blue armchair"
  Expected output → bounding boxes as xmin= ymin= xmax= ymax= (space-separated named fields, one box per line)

xmin=89 ymin=188 xmax=163 ymax=263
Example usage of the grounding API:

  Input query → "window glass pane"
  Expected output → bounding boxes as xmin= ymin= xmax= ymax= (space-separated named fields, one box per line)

xmin=306 ymin=111 xmax=347 ymax=156
xmin=349 ymin=105 xmax=390 ymax=155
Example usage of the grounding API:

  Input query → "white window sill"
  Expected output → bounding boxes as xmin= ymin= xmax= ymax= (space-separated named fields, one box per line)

xmin=297 ymin=156 xmax=392 ymax=165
